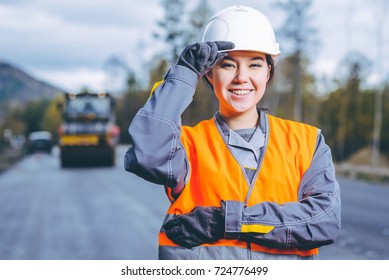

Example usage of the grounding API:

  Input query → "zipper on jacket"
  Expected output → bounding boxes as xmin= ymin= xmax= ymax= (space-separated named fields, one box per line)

xmin=244 ymin=112 xmax=269 ymax=204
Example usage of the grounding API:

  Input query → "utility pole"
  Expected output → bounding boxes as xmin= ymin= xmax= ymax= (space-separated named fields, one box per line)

xmin=371 ymin=0 xmax=387 ymax=167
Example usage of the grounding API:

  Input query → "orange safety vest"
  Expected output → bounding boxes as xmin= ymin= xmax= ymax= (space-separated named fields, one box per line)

xmin=159 ymin=114 xmax=319 ymax=258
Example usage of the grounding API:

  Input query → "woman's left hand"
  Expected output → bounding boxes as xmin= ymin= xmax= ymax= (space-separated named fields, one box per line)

xmin=163 ymin=206 xmax=225 ymax=248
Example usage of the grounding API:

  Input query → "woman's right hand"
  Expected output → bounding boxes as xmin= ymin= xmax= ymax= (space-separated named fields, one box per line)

xmin=177 ymin=41 xmax=234 ymax=78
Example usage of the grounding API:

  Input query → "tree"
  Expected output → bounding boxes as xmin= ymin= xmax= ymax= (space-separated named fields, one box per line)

xmin=151 ymin=0 xmax=216 ymax=125
xmin=2 ymin=104 xmax=25 ymax=142
xmin=115 ymin=61 xmax=165 ymax=144
xmin=154 ymin=0 xmax=188 ymax=64
xmin=23 ymin=99 xmax=51 ymax=135
xmin=261 ymin=52 xmax=319 ymax=127
xmin=147 ymin=59 xmax=169 ymax=91
xmin=104 ymin=55 xmax=132 ymax=94
xmin=41 ymin=95 xmax=64 ymax=141
xmin=1 ymin=99 xmax=52 ymax=144
xmin=181 ymin=0 xmax=215 ymax=125
xmin=319 ymin=53 xmax=375 ymax=161
xmin=187 ymin=0 xmax=213 ymax=42
xmin=371 ymin=0 xmax=388 ymax=167
xmin=380 ymin=83 xmax=389 ymax=158
xmin=276 ymin=0 xmax=317 ymax=122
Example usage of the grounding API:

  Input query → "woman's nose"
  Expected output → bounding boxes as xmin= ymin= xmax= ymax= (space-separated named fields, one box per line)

xmin=233 ymin=68 xmax=249 ymax=83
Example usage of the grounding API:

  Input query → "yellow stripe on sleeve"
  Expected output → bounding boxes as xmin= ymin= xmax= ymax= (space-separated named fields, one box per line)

xmin=241 ymin=224 xmax=275 ymax=234
xmin=149 ymin=80 xmax=164 ymax=98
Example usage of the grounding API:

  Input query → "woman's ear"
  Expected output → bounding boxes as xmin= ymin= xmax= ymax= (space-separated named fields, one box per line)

xmin=205 ymin=71 xmax=213 ymax=85
xmin=267 ymin=65 xmax=271 ymax=81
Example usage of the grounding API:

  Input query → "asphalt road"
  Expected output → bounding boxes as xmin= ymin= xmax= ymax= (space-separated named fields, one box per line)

xmin=0 ymin=146 xmax=169 ymax=260
xmin=320 ymin=175 xmax=389 ymax=259
xmin=0 ymin=146 xmax=388 ymax=260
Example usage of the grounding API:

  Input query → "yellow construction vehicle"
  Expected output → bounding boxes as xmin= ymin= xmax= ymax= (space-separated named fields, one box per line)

xmin=58 ymin=92 xmax=120 ymax=167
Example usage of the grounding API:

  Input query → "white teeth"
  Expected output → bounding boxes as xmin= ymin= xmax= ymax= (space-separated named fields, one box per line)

xmin=230 ymin=90 xmax=251 ymax=95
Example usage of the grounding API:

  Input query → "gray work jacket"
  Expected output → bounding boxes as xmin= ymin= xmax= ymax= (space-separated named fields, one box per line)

xmin=124 ymin=65 xmax=341 ymax=260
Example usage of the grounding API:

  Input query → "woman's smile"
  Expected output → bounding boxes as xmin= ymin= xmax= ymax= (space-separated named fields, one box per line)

xmin=228 ymin=89 xmax=253 ymax=96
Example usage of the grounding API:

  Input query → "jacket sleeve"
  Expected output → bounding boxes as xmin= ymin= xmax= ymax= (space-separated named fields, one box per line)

xmin=224 ymin=133 xmax=341 ymax=250
xmin=124 ymin=65 xmax=197 ymax=192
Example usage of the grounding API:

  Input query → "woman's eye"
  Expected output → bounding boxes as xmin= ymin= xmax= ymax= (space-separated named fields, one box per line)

xmin=220 ymin=63 xmax=235 ymax=68
xmin=250 ymin=63 xmax=263 ymax=68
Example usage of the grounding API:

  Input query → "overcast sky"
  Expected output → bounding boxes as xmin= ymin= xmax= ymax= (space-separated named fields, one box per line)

xmin=0 ymin=0 xmax=388 ymax=93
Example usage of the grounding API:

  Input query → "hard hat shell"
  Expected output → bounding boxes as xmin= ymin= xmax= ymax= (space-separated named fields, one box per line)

xmin=202 ymin=5 xmax=280 ymax=62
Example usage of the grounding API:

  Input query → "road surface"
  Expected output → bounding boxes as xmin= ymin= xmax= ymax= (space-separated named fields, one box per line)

xmin=0 ymin=146 xmax=388 ymax=259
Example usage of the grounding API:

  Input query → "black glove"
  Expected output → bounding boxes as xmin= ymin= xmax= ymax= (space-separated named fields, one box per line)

xmin=177 ymin=41 xmax=235 ymax=78
xmin=163 ymin=206 xmax=225 ymax=249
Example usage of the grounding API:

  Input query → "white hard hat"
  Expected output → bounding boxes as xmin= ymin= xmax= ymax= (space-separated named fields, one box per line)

xmin=202 ymin=5 xmax=281 ymax=62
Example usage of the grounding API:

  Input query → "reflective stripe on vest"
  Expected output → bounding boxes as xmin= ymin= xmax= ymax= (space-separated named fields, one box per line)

xmin=159 ymin=114 xmax=319 ymax=259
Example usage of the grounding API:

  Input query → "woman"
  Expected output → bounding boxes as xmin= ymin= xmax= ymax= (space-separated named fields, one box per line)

xmin=125 ymin=5 xmax=341 ymax=260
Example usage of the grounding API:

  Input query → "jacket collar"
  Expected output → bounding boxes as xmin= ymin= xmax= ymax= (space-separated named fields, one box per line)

xmin=214 ymin=111 xmax=265 ymax=156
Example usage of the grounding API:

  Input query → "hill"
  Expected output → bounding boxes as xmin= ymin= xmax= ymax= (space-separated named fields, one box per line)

xmin=0 ymin=61 xmax=63 ymax=105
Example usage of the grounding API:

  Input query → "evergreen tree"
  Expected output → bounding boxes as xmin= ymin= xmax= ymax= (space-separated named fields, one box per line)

xmin=319 ymin=53 xmax=375 ymax=161
xmin=154 ymin=0 xmax=188 ymax=64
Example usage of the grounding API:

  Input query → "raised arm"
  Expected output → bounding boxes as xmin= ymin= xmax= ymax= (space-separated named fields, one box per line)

xmin=124 ymin=41 xmax=235 ymax=195
xmin=124 ymin=65 xmax=197 ymax=189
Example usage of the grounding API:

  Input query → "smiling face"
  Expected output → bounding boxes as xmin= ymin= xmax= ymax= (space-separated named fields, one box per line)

xmin=206 ymin=51 xmax=270 ymax=125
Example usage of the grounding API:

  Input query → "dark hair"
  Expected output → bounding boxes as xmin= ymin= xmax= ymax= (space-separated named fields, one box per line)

xmin=202 ymin=54 xmax=276 ymax=88
xmin=265 ymin=54 xmax=275 ymax=84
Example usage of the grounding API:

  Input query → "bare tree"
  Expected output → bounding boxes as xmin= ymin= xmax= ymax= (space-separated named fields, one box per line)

xmin=103 ymin=55 xmax=132 ymax=94
xmin=276 ymin=0 xmax=316 ymax=122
